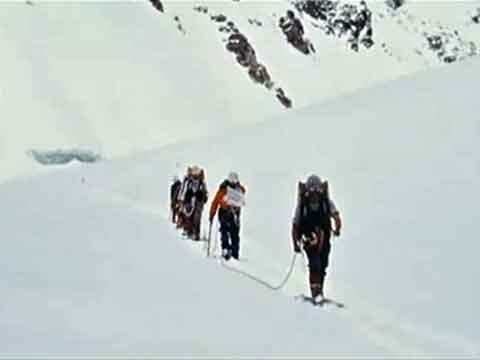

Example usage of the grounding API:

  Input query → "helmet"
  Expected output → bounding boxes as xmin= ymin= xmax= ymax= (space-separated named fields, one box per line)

xmin=227 ymin=171 xmax=239 ymax=184
xmin=306 ymin=174 xmax=322 ymax=192
xmin=191 ymin=165 xmax=202 ymax=176
xmin=287 ymin=10 xmax=295 ymax=18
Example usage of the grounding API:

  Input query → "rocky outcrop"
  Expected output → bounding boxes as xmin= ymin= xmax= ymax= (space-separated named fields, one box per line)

xmin=294 ymin=0 xmax=374 ymax=52
xmin=386 ymin=0 xmax=405 ymax=10
xmin=193 ymin=5 xmax=208 ymax=14
xmin=224 ymin=29 xmax=292 ymax=107
xmin=424 ymin=30 xmax=477 ymax=63
xmin=149 ymin=0 xmax=164 ymax=13
xmin=275 ymin=88 xmax=292 ymax=108
xmin=211 ymin=14 xmax=227 ymax=22
xmin=193 ymin=10 xmax=293 ymax=109
xmin=174 ymin=16 xmax=186 ymax=34
xmin=472 ymin=8 xmax=480 ymax=24
xmin=248 ymin=18 xmax=263 ymax=27
xmin=278 ymin=10 xmax=315 ymax=54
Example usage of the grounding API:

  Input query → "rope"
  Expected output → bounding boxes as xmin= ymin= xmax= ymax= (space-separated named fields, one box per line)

xmin=208 ymin=218 xmax=298 ymax=291
xmin=221 ymin=253 xmax=297 ymax=291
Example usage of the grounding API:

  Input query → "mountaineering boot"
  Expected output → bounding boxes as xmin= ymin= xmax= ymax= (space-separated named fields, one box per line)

xmin=310 ymin=283 xmax=323 ymax=297
xmin=222 ymin=248 xmax=231 ymax=261
xmin=310 ymin=276 xmax=324 ymax=303
xmin=231 ymin=244 xmax=239 ymax=260
xmin=314 ymin=292 xmax=324 ymax=304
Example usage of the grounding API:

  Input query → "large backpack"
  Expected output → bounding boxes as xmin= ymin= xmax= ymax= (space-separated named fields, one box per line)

xmin=185 ymin=176 xmax=207 ymax=204
xmin=297 ymin=180 xmax=331 ymax=233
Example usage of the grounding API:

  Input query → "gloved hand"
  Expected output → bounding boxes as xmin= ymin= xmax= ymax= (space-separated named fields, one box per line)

xmin=294 ymin=241 xmax=301 ymax=253
xmin=292 ymin=224 xmax=301 ymax=253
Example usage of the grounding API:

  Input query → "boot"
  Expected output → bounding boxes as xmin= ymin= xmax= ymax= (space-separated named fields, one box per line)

xmin=222 ymin=248 xmax=232 ymax=261
xmin=310 ymin=272 xmax=325 ymax=301
xmin=310 ymin=283 xmax=323 ymax=300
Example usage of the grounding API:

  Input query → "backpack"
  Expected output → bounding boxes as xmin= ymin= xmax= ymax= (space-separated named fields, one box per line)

xmin=171 ymin=180 xmax=182 ymax=203
xmin=185 ymin=177 xmax=207 ymax=204
xmin=297 ymin=180 xmax=331 ymax=233
xmin=219 ymin=181 xmax=245 ymax=206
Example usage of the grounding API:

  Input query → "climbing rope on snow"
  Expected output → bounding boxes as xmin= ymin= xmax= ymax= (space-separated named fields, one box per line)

xmin=221 ymin=252 xmax=298 ymax=291
xmin=208 ymin=218 xmax=298 ymax=291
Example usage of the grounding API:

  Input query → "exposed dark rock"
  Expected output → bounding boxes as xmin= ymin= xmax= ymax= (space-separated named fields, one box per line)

xmin=275 ymin=88 xmax=292 ymax=108
xmin=294 ymin=0 xmax=374 ymax=52
xmin=211 ymin=14 xmax=227 ymax=22
xmin=443 ymin=55 xmax=457 ymax=63
xmin=248 ymin=63 xmax=273 ymax=88
xmin=226 ymin=32 xmax=257 ymax=67
xmin=473 ymin=9 xmax=480 ymax=23
xmin=424 ymin=30 xmax=476 ymax=63
xmin=193 ymin=5 xmax=208 ymax=14
xmin=217 ymin=19 xmax=238 ymax=33
xmin=248 ymin=18 xmax=263 ymax=27
xmin=279 ymin=10 xmax=315 ymax=54
xmin=174 ymin=15 xmax=186 ymax=34
xmin=224 ymin=28 xmax=292 ymax=107
xmin=427 ymin=35 xmax=443 ymax=51
xmin=295 ymin=0 xmax=335 ymax=20
xmin=149 ymin=0 xmax=164 ymax=13
xmin=386 ymin=0 xmax=405 ymax=10
xmin=219 ymin=26 xmax=230 ymax=33
xmin=195 ymin=6 xmax=293 ymax=108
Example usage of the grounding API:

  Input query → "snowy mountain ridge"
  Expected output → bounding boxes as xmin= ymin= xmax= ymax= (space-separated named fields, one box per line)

xmin=1 ymin=0 xmax=480 ymax=181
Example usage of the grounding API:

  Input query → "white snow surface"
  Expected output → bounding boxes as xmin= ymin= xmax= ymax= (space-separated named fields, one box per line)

xmin=1 ymin=52 xmax=479 ymax=356
xmin=1 ymin=0 xmax=480 ymax=181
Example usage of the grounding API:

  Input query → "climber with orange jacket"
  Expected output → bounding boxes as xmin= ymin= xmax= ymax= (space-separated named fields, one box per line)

xmin=209 ymin=172 xmax=246 ymax=261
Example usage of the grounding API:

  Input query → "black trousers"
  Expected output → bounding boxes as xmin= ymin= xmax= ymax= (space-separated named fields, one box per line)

xmin=219 ymin=209 xmax=240 ymax=259
xmin=304 ymin=232 xmax=331 ymax=284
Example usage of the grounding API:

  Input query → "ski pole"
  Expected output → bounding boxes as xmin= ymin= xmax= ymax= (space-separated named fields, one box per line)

xmin=207 ymin=220 xmax=213 ymax=257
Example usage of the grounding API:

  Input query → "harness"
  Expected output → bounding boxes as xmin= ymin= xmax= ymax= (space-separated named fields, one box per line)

xmin=182 ymin=178 xmax=207 ymax=217
xmin=299 ymin=194 xmax=332 ymax=235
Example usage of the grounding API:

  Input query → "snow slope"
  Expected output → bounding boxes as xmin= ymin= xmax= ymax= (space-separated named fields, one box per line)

xmin=0 ymin=171 xmax=381 ymax=357
xmin=1 ymin=1 xmax=479 ymax=181
xmin=1 ymin=54 xmax=479 ymax=356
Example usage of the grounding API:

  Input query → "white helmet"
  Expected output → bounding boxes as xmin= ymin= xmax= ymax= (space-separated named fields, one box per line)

xmin=191 ymin=165 xmax=202 ymax=176
xmin=227 ymin=171 xmax=239 ymax=184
